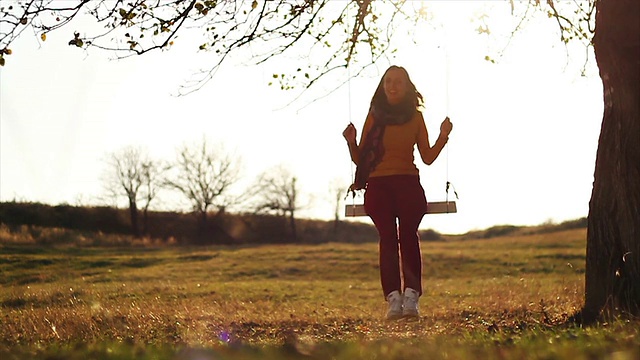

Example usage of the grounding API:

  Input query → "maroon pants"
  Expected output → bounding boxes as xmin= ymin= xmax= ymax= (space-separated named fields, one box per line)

xmin=364 ymin=175 xmax=427 ymax=298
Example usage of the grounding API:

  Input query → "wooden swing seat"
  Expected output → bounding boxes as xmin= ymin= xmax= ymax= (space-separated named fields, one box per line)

xmin=345 ymin=201 xmax=457 ymax=217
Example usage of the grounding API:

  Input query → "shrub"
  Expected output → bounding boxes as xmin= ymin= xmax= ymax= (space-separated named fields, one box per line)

xmin=483 ymin=225 xmax=520 ymax=239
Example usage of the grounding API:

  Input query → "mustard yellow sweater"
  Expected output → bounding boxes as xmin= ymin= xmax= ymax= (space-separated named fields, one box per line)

xmin=360 ymin=111 xmax=429 ymax=178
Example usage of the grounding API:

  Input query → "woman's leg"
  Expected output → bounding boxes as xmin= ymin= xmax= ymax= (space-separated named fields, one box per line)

xmin=396 ymin=176 xmax=427 ymax=295
xmin=365 ymin=177 xmax=401 ymax=298
xmin=398 ymin=213 xmax=424 ymax=295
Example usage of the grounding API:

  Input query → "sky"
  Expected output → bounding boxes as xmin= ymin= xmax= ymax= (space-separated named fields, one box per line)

xmin=0 ymin=1 xmax=603 ymax=235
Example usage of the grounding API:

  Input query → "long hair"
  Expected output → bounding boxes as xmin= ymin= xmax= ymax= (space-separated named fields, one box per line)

xmin=350 ymin=66 xmax=424 ymax=191
xmin=370 ymin=65 xmax=424 ymax=113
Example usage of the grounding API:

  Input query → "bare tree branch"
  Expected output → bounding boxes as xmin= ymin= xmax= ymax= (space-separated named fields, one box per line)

xmin=1 ymin=0 xmax=415 ymax=101
xmin=251 ymin=165 xmax=301 ymax=242
xmin=165 ymin=138 xmax=242 ymax=220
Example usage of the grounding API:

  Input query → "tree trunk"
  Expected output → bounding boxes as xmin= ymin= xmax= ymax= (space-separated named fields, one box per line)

xmin=196 ymin=210 xmax=208 ymax=245
xmin=584 ymin=0 xmax=640 ymax=321
xmin=334 ymin=196 xmax=340 ymax=238
xmin=289 ymin=210 xmax=297 ymax=243
xmin=142 ymin=206 xmax=149 ymax=236
xmin=128 ymin=198 xmax=140 ymax=238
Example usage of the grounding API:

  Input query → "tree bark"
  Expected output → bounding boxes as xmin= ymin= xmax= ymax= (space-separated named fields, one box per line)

xmin=584 ymin=0 xmax=640 ymax=321
xmin=289 ymin=210 xmax=297 ymax=243
xmin=128 ymin=198 xmax=140 ymax=238
xmin=196 ymin=210 xmax=208 ymax=245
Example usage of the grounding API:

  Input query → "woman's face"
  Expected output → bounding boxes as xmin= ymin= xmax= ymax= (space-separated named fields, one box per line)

xmin=383 ymin=68 xmax=408 ymax=105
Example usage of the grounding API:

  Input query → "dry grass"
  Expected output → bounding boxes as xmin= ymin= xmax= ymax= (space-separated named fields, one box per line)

xmin=1 ymin=227 xmax=638 ymax=359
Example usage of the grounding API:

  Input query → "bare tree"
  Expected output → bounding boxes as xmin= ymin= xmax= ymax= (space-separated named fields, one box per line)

xmin=103 ymin=146 xmax=163 ymax=237
xmin=139 ymin=158 xmax=169 ymax=235
xmin=253 ymin=165 xmax=301 ymax=243
xmin=165 ymin=138 xmax=241 ymax=243
xmin=329 ymin=177 xmax=349 ymax=236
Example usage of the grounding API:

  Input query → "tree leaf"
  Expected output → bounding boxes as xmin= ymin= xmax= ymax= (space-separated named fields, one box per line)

xmin=40 ymin=33 xmax=46 ymax=41
xmin=252 ymin=1 xmax=258 ymax=10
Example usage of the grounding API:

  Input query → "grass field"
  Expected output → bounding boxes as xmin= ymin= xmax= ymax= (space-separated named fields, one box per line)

xmin=1 ymin=227 xmax=638 ymax=359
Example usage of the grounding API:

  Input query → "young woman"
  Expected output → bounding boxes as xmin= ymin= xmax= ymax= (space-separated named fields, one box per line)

xmin=343 ymin=65 xmax=453 ymax=320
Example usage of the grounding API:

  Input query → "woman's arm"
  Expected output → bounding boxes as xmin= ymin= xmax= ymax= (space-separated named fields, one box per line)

xmin=343 ymin=123 xmax=360 ymax=165
xmin=343 ymin=114 xmax=373 ymax=165
xmin=417 ymin=114 xmax=453 ymax=165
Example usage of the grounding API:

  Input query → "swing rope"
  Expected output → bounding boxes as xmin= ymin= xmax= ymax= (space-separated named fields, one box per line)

xmin=443 ymin=23 xmax=459 ymax=207
xmin=445 ymin=33 xmax=450 ymax=205
xmin=347 ymin=64 xmax=357 ymax=208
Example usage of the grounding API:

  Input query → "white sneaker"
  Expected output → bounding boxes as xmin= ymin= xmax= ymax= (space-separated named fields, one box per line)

xmin=385 ymin=290 xmax=403 ymax=320
xmin=402 ymin=288 xmax=419 ymax=318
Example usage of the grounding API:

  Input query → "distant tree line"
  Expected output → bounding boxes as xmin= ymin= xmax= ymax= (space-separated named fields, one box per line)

xmin=0 ymin=201 xmax=380 ymax=245
xmin=100 ymin=138 xmax=342 ymax=244
xmin=0 ymin=137 xmax=360 ymax=245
